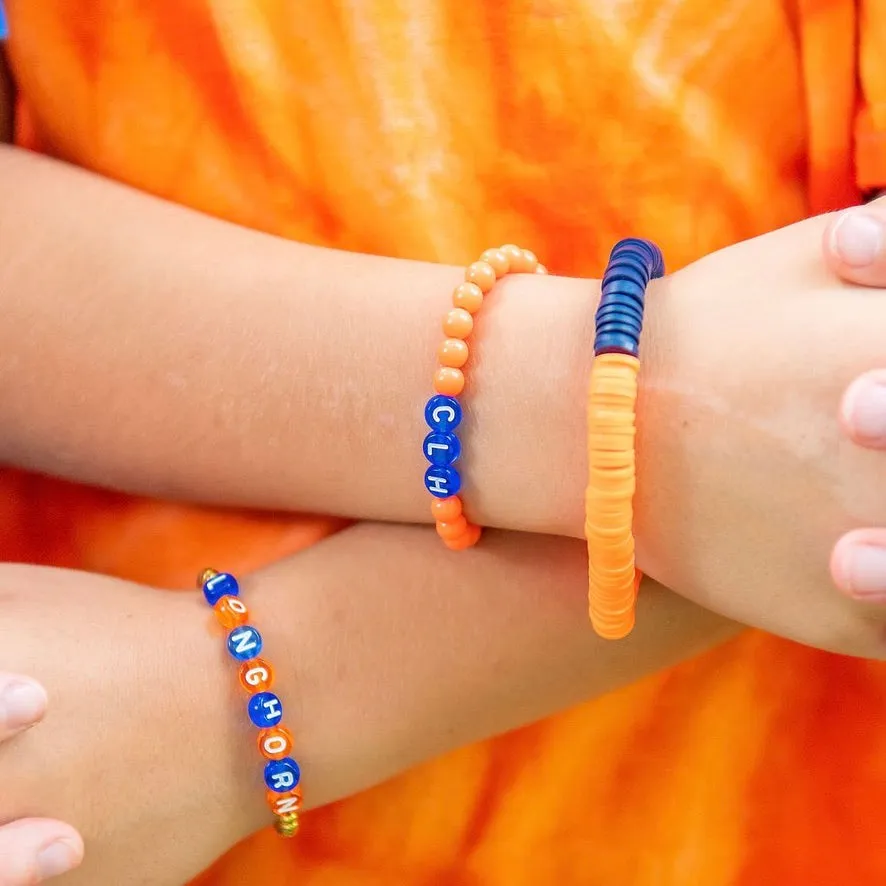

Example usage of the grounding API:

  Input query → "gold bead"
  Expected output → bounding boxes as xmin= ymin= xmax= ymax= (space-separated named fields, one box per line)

xmin=274 ymin=811 xmax=300 ymax=838
xmin=197 ymin=568 xmax=219 ymax=588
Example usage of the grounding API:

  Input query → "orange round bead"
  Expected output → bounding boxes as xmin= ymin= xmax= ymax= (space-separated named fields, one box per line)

xmin=267 ymin=787 xmax=303 ymax=816
xmin=535 ymin=263 xmax=548 ymax=274
xmin=214 ymin=595 xmax=249 ymax=630
xmin=480 ymin=248 xmax=510 ymax=276
xmin=500 ymin=244 xmax=523 ymax=265
xmin=431 ymin=496 xmax=463 ymax=522
xmin=511 ymin=249 xmax=538 ymax=273
xmin=434 ymin=367 xmax=465 ymax=396
xmin=258 ymin=726 xmax=294 ymax=761
xmin=238 ymin=659 xmax=275 ymax=694
xmin=442 ymin=308 xmax=474 ymax=340
xmin=465 ymin=261 xmax=496 ymax=293
xmin=438 ymin=338 xmax=469 ymax=368
xmin=453 ymin=282 xmax=484 ymax=314
xmin=437 ymin=516 xmax=469 ymax=540
xmin=444 ymin=522 xmax=482 ymax=551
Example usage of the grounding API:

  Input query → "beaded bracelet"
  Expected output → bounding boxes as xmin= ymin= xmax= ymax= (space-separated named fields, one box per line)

xmin=585 ymin=238 xmax=664 ymax=639
xmin=424 ymin=244 xmax=547 ymax=548
xmin=199 ymin=569 xmax=303 ymax=837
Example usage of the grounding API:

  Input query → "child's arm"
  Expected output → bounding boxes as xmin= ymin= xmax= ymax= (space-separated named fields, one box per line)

xmin=1 ymin=146 xmax=886 ymax=654
xmin=0 ymin=526 xmax=736 ymax=885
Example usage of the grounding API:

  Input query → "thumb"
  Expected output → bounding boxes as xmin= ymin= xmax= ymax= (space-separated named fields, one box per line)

xmin=824 ymin=194 xmax=886 ymax=287
xmin=0 ymin=820 xmax=83 ymax=884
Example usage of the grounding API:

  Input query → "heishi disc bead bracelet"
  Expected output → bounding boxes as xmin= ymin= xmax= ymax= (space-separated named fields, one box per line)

xmin=423 ymin=244 xmax=547 ymax=548
xmin=199 ymin=569 xmax=303 ymax=837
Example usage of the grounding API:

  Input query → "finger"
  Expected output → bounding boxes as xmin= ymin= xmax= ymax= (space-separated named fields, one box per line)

xmin=0 ymin=820 xmax=83 ymax=884
xmin=0 ymin=675 xmax=47 ymax=740
xmin=823 ymin=196 xmax=886 ymax=286
xmin=839 ymin=370 xmax=886 ymax=449
xmin=831 ymin=528 xmax=886 ymax=602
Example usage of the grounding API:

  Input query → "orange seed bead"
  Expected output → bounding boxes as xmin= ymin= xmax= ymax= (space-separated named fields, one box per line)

xmin=500 ymin=244 xmax=523 ymax=265
xmin=480 ymin=248 xmax=510 ymax=276
xmin=438 ymin=338 xmax=469 ymax=368
xmin=238 ymin=659 xmax=275 ymax=694
xmin=444 ymin=523 xmax=482 ymax=551
xmin=214 ymin=595 xmax=249 ymax=630
xmin=434 ymin=366 xmax=465 ymax=396
xmin=431 ymin=496 xmax=463 ymax=522
xmin=442 ymin=308 xmax=474 ymax=340
xmin=258 ymin=726 xmax=294 ymax=761
xmin=267 ymin=787 xmax=303 ymax=816
xmin=437 ymin=516 xmax=469 ymax=540
xmin=465 ymin=261 xmax=496 ymax=293
xmin=453 ymin=282 xmax=484 ymax=314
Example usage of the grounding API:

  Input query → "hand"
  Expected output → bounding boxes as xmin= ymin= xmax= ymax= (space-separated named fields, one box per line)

xmin=0 ymin=565 xmax=258 ymax=885
xmin=638 ymin=205 xmax=886 ymax=657
xmin=822 ymin=198 xmax=886 ymax=601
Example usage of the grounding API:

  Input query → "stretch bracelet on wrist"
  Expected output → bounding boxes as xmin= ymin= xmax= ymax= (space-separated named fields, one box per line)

xmin=585 ymin=238 xmax=664 ymax=639
xmin=423 ymin=244 xmax=547 ymax=549
xmin=199 ymin=569 xmax=303 ymax=837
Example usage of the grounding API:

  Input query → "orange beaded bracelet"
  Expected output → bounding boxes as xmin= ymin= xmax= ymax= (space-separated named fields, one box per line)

xmin=199 ymin=568 xmax=303 ymax=837
xmin=423 ymin=244 xmax=547 ymax=549
xmin=586 ymin=239 xmax=664 ymax=639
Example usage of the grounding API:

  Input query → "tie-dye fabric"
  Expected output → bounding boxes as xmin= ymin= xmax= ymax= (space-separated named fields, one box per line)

xmin=4 ymin=1 xmax=886 ymax=883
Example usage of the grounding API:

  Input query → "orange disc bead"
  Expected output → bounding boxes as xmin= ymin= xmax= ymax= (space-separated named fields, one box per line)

xmin=434 ymin=366 xmax=465 ymax=396
xmin=442 ymin=308 xmax=474 ymax=340
xmin=438 ymin=338 xmax=469 ymax=368
xmin=267 ymin=787 xmax=303 ymax=816
xmin=452 ymin=282 xmax=484 ymax=314
xmin=465 ymin=261 xmax=496 ymax=293
xmin=480 ymin=248 xmax=510 ymax=276
xmin=258 ymin=726 xmax=294 ymax=761
xmin=214 ymin=595 xmax=249 ymax=630
xmin=436 ymin=516 xmax=468 ymax=540
xmin=444 ymin=522 xmax=482 ymax=551
xmin=431 ymin=496 xmax=463 ymax=522
xmin=238 ymin=659 xmax=275 ymax=694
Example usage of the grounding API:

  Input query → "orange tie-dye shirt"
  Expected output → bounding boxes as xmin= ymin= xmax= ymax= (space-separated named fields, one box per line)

xmin=4 ymin=1 xmax=886 ymax=884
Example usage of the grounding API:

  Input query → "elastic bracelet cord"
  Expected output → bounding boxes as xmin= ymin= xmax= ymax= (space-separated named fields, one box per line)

xmin=585 ymin=238 xmax=664 ymax=639
xmin=423 ymin=245 xmax=546 ymax=548
xmin=199 ymin=569 xmax=303 ymax=837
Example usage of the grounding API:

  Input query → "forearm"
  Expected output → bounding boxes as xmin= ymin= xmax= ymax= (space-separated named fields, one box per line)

xmin=185 ymin=524 xmax=736 ymax=833
xmin=0 ymin=145 xmax=594 ymax=536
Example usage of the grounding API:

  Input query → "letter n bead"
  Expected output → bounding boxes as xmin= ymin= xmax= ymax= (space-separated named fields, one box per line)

xmin=227 ymin=625 xmax=263 ymax=661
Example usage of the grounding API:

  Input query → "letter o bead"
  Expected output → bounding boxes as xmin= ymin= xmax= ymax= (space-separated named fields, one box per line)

xmin=214 ymin=596 xmax=249 ymax=630
xmin=238 ymin=659 xmax=275 ymax=694
xmin=258 ymin=725 xmax=294 ymax=761
xmin=248 ymin=691 xmax=284 ymax=728
xmin=264 ymin=757 xmax=301 ymax=793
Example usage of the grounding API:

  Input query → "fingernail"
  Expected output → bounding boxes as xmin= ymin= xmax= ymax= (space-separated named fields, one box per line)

xmin=0 ymin=681 xmax=47 ymax=731
xmin=843 ymin=376 xmax=886 ymax=443
xmin=831 ymin=212 xmax=883 ymax=267
xmin=36 ymin=839 xmax=80 ymax=881
xmin=841 ymin=545 xmax=886 ymax=597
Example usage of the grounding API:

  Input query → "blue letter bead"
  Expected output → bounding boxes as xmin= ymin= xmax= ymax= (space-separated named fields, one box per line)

xmin=227 ymin=625 xmax=263 ymax=661
xmin=423 ymin=431 xmax=461 ymax=466
xmin=248 ymin=691 xmax=285 ymax=728
xmin=424 ymin=465 xmax=461 ymax=498
xmin=264 ymin=757 xmax=301 ymax=793
xmin=424 ymin=395 xmax=462 ymax=432
xmin=203 ymin=571 xmax=240 ymax=606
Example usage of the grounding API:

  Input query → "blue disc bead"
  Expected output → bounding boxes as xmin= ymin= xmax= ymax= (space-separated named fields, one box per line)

xmin=425 ymin=464 xmax=461 ymax=498
xmin=203 ymin=571 xmax=240 ymax=606
xmin=264 ymin=757 xmax=301 ymax=793
xmin=423 ymin=431 xmax=461 ymax=466
xmin=248 ymin=691 xmax=285 ymax=728
xmin=424 ymin=395 xmax=462 ymax=432
xmin=227 ymin=625 xmax=263 ymax=661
